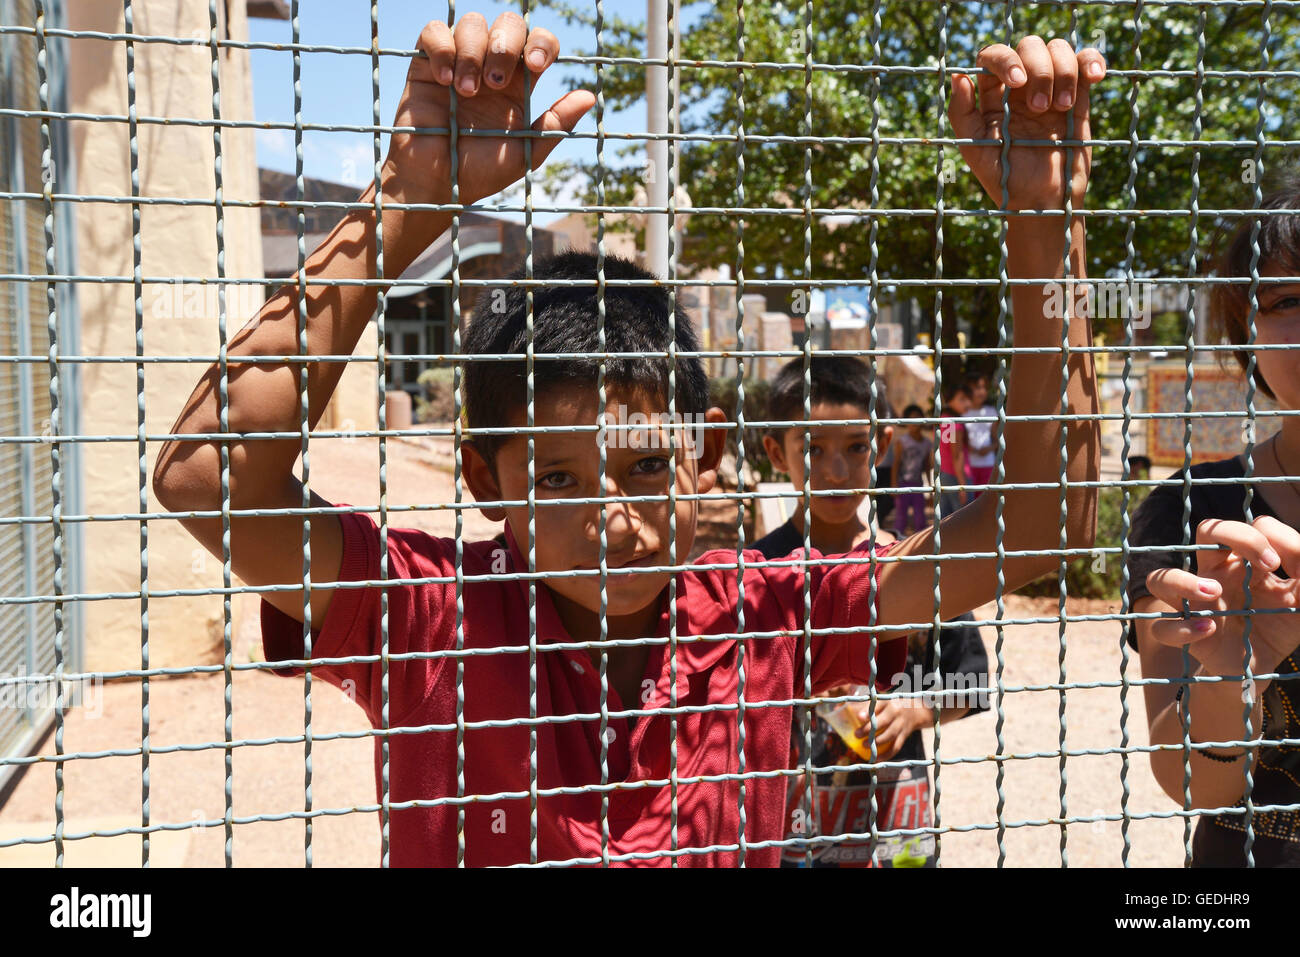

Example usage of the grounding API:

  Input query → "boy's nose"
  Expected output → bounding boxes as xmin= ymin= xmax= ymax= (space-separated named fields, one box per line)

xmin=584 ymin=485 xmax=643 ymax=544
xmin=825 ymin=452 xmax=850 ymax=483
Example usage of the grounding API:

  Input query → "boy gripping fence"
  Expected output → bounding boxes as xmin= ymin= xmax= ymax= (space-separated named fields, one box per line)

xmin=153 ymin=13 xmax=1101 ymax=866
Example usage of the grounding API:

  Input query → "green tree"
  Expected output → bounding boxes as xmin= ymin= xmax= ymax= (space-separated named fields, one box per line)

xmin=535 ymin=0 xmax=1300 ymax=377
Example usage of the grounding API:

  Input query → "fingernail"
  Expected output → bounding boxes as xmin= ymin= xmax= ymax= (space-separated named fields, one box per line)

xmin=1197 ymin=581 xmax=1217 ymax=597
xmin=459 ymin=75 xmax=477 ymax=94
xmin=1193 ymin=618 xmax=1215 ymax=632
xmin=488 ymin=70 xmax=505 ymax=86
xmin=439 ymin=67 xmax=453 ymax=85
xmin=1264 ymin=548 xmax=1281 ymax=569
xmin=1088 ymin=63 xmax=1103 ymax=79
xmin=1056 ymin=91 xmax=1073 ymax=109
xmin=1009 ymin=67 xmax=1026 ymax=84
xmin=527 ymin=50 xmax=546 ymax=69
xmin=1031 ymin=92 xmax=1049 ymax=111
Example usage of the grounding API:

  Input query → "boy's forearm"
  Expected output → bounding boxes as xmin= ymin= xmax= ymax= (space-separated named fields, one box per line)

xmin=996 ymin=215 xmax=1099 ymax=554
xmin=155 ymin=181 xmax=452 ymax=503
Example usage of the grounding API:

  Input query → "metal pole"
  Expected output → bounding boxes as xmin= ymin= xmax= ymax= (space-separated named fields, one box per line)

xmin=645 ymin=0 xmax=669 ymax=279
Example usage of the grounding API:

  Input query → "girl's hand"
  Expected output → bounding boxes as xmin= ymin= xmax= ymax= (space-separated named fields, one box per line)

xmin=1145 ymin=516 xmax=1300 ymax=680
xmin=382 ymin=13 xmax=595 ymax=209
xmin=948 ymin=37 xmax=1106 ymax=211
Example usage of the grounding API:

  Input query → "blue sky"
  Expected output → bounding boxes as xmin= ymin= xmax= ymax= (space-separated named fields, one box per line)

xmin=249 ymin=1 xmax=679 ymax=224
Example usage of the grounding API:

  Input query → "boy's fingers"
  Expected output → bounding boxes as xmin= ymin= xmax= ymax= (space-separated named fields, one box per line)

xmin=524 ymin=27 xmax=561 ymax=73
xmin=452 ymin=12 xmax=489 ymax=96
xmin=1146 ymin=566 xmax=1221 ymax=608
xmin=483 ymin=11 xmax=527 ymax=89
xmin=416 ymin=20 xmax=455 ymax=85
xmin=976 ymin=43 xmax=1026 ymax=88
xmin=1076 ymin=47 xmax=1107 ymax=87
xmin=1046 ymin=38 xmax=1078 ymax=110
xmin=1072 ymin=48 xmax=1106 ymax=130
xmin=1197 ymin=517 xmax=1281 ymax=573
xmin=947 ymin=73 xmax=983 ymax=142
xmin=1015 ymin=35 xmax=1054 ymax=113
xmin=527 ymin=89 xmax=596 ymax=167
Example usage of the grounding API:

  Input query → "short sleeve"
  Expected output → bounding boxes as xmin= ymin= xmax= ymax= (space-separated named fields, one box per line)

xmin=259 ymin=505 xmax=457 ymax=727
xmin=805 ymin=540 xmax=909 ymax=694
xmin=1122 ymin=481 xmax=1190 ymax=649
xmin=934 ymin=614 xmax=990 ymax=715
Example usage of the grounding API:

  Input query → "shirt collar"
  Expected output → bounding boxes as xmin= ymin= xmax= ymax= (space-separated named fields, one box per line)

xmin=500 ymin=522 xmax=719 ymax=695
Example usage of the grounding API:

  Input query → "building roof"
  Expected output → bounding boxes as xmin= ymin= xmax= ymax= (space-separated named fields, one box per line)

xmin=259 ymin=168 xmax=561 ymax=283
xmin=247 ymin=1 xmax=291 ymax=20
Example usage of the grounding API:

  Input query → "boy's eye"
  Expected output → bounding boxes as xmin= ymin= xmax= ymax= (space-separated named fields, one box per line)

xmin=1266 ymin=295 xmax=1300 ymax=313
xmin=850 ymin=442 xmax=872 ymax=454
xmin=538 ymin=472 xmax=575 ymax=491
xmin=631 ymin=456 xmax=672 ymax=477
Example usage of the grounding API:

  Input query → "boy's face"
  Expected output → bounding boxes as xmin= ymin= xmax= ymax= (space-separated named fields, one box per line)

xmin=463 ymin=385 xmax=727 ymax=622
xmin=906 ymin=417 xmax=924 ymax=439
xmin=762 ymin=402 xmax=892 ymax=527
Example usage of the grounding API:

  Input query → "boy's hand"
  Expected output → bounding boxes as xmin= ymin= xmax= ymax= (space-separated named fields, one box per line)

xmin=948 ymin=37 xmax=1106 ymax=211
xmin=1145 ymin=517 xmax=1300 ymax=681
xmin=853 ymin=698 xmax=927 ymax=761
xmin=383 ymin=13 xmax=596 ymax=208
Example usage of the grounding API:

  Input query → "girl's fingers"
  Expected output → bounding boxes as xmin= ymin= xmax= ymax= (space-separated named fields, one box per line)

xmin=1252 ymin=515 xmax=1300 ymax=580
xmin=1148 ymin=613 xmax=1218 ymax=648
xmin=1146 ymin=566 xmax=1221 ymax=607
xmin=483 ymin=11 xmax=528 ymax=89
xmin=1196 ymin=517 xmax=1282 ymax=573
xmin=452 ymin=12 xmax=489 ymax=96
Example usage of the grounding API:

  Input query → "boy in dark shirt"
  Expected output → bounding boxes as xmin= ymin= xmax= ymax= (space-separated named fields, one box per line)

xmin=757 ymin=356 xmax=989 ymax=866
xmin=153 ymin=14 xmax=1102 ymax=865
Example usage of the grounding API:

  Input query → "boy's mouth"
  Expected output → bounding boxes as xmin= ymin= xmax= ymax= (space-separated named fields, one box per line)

xmin=601 ymin=552 xmax=661 ymax=570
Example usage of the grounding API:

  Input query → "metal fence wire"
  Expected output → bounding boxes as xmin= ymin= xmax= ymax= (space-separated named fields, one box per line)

xmin=1 ymin=0 xmax=1299 ymax=867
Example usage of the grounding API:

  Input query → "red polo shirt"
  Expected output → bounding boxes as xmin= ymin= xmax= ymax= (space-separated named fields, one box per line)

xmin=260 ymin=505 xmax=906 ymax=867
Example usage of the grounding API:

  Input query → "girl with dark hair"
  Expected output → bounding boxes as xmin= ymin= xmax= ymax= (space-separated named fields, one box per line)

xmin=1126 ymin=175 xmax=1300 ymax=867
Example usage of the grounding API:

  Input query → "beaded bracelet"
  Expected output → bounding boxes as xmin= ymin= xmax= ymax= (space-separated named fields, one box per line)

xmin=1174 ymin=683 xmax=1253 ymax=763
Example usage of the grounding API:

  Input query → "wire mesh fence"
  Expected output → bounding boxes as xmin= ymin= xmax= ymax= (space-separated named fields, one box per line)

xmin=0 ymin=0 xmax=1298 ymax=868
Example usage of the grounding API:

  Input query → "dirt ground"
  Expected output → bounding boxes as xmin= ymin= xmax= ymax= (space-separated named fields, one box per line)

xmin=0 ymin=436 xmax=1184 ymax=867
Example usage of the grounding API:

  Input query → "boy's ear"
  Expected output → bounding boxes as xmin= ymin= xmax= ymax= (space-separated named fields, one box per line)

xmin=461 ymin=441 xmax=508 ymax=522
xmin=876 ymin=424 xmax=894 ymax=462
xmin=762 ymin=431 xmax=790 ymax=476
xmin=692 ymin=407 xmax=731 ymax=493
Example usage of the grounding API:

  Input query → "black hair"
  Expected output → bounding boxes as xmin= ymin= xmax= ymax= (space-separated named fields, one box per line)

xmin=462 ymin=250 xmax=708 ymax=466
xmin=1206 ymin=171 xmax=1300 ymax=400
xmin=903 ymin=404 xmax=924 ymax=418
xmin=765 ymin=354 xmax=885 ymax=439
xmin=941 ymin=381 xmax=975 ymax=403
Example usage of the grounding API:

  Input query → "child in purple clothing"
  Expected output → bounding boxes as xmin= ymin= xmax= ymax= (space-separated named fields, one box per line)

xmin=894 ymin=405 xmax=933 ymax=536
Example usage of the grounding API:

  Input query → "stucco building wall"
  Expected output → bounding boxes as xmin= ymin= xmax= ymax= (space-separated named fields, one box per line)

xmin=67 ymin=0 xmax=266 ymax=670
